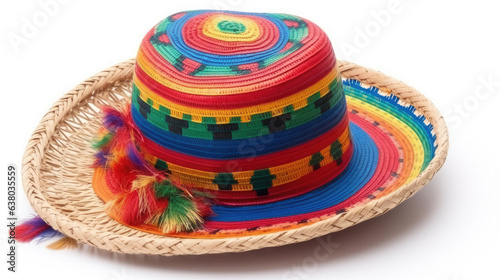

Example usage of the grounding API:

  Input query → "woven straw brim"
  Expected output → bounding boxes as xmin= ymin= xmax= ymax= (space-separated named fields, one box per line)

xmin=22 ymin=60 xmax=449 ymax=256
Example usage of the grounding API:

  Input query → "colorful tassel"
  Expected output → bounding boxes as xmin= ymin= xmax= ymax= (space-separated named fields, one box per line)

xmin=14 ymin=216 xmax=61 ymax=243
xmin=106 ymin=176 xmax=165 ymax=227
xmin=93 ymin=105 xmax=213 ymax=233
xmin=14 ymin=215 xmax=79 ymax=250
xmin=150 ymin=181 xmax=213 ymax=233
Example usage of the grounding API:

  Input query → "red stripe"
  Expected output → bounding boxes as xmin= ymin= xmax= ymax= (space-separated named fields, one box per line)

xmin=135 ymin=47 xmax=335 ymax=108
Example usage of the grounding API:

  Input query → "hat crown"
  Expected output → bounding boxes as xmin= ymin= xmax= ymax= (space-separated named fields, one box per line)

xmin=132 ymin=10 xmax=352 ymax=204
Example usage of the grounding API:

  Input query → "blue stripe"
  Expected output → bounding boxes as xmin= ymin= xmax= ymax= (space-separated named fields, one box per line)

xmin=132 ymin=96 xmax=347 ymax=159
xmin=208 ymin=124 xmax=378 ymax=221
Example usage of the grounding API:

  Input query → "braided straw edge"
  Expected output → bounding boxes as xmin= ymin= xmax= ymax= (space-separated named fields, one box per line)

xmin=21 ymin=60 xmax=449 ymax=256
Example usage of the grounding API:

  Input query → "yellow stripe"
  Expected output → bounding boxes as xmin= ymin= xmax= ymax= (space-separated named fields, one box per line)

xmin=134 ymin=68 xmax=339 ymax=122
xmin=346 ymin=96 xmax=424 ymax=183
xmin=203 ymin=15 xmax=260 ymax=41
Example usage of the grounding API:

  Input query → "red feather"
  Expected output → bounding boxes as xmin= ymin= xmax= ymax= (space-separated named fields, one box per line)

xmin=14 ymin=216 xmax=60 ymax=243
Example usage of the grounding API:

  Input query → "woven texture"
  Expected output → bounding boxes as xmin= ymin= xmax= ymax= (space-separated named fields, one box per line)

xmin=22 ymin=60 xmax=448 ymax=255
xmin=125 ymin=11 xmax=349 ymax=205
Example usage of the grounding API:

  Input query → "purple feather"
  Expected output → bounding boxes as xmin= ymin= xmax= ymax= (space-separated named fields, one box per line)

xmin=93 ymin=151 xmax=108 ymax=167
xmin=102 ymin=109 xmax=124 ymax=131
xmin=126 ymin=143 xmax=145 ymax=168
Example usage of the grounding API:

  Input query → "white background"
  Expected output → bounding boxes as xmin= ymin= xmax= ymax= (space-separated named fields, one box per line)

xmin=1 ymin=0 xmax=499 ymax=279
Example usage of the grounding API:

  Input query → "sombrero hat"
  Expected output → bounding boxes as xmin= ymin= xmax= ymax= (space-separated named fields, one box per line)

xmin=18 ymin=10 xmax=448 ymax=255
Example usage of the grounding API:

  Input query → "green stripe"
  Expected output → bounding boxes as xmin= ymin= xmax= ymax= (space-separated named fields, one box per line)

xmin=133 ymin=76 xmax=341 ymax=125
xmin=132 ymin=81 xmax=344 ymax=140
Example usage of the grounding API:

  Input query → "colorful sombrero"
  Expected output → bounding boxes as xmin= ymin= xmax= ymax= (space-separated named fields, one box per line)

xmin=19 ymin=10 xmax=448 ymax=255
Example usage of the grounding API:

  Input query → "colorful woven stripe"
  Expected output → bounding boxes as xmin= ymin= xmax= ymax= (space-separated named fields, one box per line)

xmin=126 ymin=10 xmax=351 ymax=203
xmin=132 ymin=77 xmax=343 ymax=138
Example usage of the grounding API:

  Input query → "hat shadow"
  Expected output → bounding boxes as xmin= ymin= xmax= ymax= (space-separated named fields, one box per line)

xmin=83 ymin=176 xmax=443 ymax=274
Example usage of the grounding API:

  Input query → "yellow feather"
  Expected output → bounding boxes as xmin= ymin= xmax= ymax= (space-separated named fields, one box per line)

xmin=46 ymin=236 xmax=78 ymax=250
xmin=131 ymin=175 xmax=156 ymax=213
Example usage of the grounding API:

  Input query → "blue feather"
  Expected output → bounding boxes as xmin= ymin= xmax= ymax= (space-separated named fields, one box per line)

xmin=103 ymin=110 xmax=124 ymax=131
xmin=126 ymin=144 xmax=145 ymax=167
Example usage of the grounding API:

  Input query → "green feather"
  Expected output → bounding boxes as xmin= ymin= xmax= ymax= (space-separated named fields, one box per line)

xmin=152 ymin=181 xmax=203 ymax=233
xmin=92 ymin=132 xmax=113 ymax=149
xmin=154 ymin=181 xmax=180 ymax=198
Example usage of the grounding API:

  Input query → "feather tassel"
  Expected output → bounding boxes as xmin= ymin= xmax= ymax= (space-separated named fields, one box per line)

xmin=94 ymin=105 xmax=214 ymax=233
xmin=14 ymin=216 xmax=61 ymax=243
xmin=151 ymin=181 xmax=212 ymax=233
xmin=106 ymin=175 xmax=168 ymax=226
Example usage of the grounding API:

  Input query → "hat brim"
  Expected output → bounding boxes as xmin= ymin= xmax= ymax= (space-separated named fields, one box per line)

xmin=22 ymin=60 xmax=448 ymax=255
